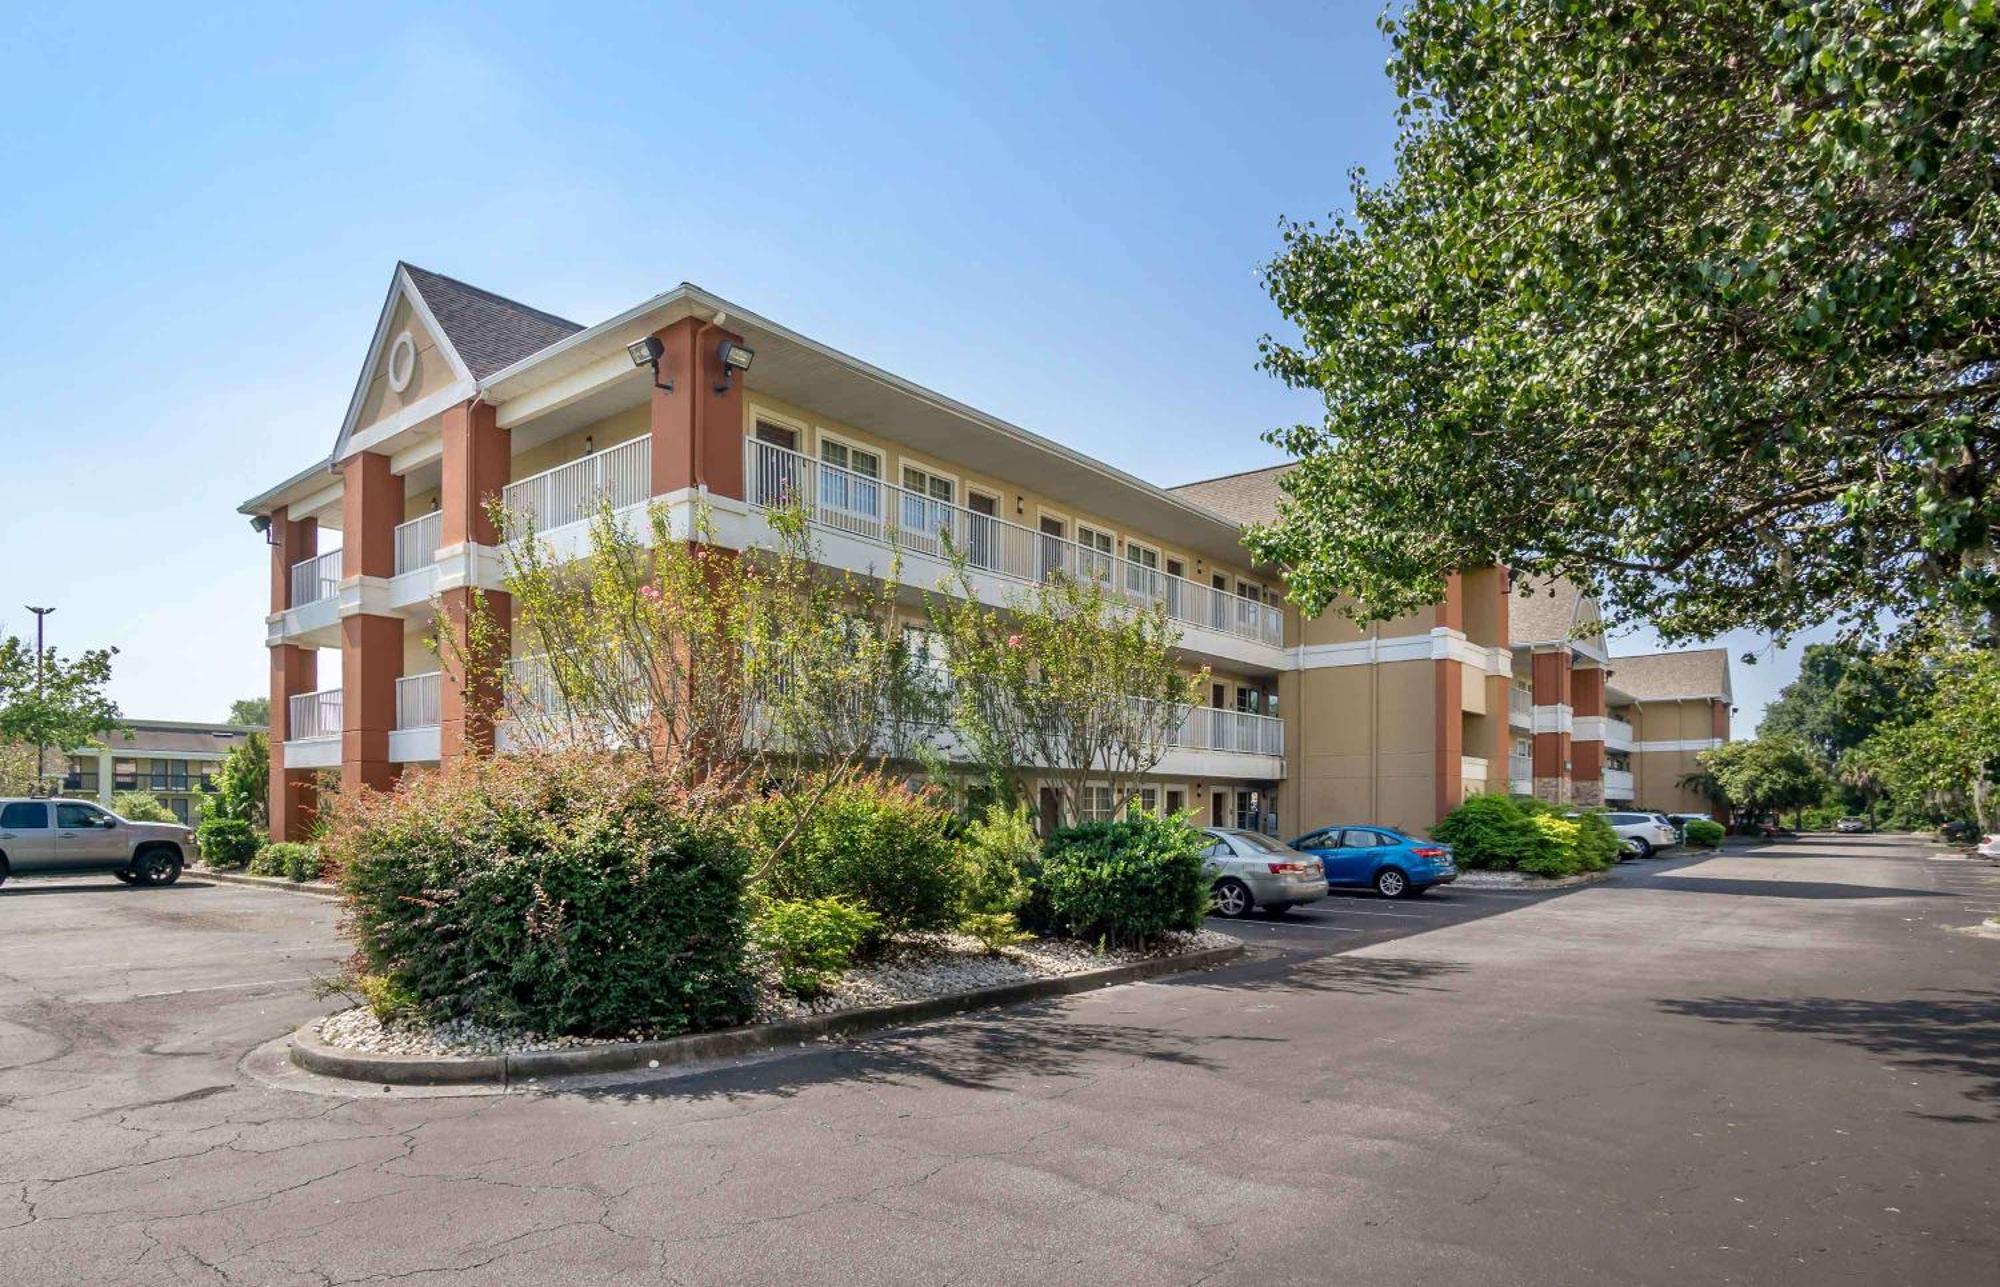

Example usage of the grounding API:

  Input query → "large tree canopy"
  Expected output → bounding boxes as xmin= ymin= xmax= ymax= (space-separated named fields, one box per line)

xmin=1757 ymin=641 xmax=1927 ymax=767
xmin=1252 ymin=0 xmax=2000 ymax=641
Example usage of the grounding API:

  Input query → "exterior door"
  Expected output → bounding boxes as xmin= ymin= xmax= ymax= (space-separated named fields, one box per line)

xmin=1210 ymin=789 xmax=1226 ymax=826
xmin=1038 ymin=516 xmax=1067 ymax=580
xmin=0 ymin=800 xmax=52 ymax=873
xmin=53 ymin=800 xmax=124 ymax=869
xmin=751 ymin=422 xmax=800 ymax=507
xmin=1164 ymin=558 xmax=1186 ymax=617
xmin=1164 ymin=787 xmax=1187 ymax=817
xmin=967 ymin=492 xmax=998 ymax=570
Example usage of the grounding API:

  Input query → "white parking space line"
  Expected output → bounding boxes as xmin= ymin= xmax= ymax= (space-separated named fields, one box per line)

xmin=1304 ymin=905 xmax=1435 ymax=920
xmin=1230 ymin=920 xmax=1366 ymax=935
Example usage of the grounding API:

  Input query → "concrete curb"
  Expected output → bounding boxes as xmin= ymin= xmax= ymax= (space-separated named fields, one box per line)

xmin=289 ymin=941 xmax=1245 ymax=1087
xmin=192 ymin=867 xmax=341 ymax=900
xmin=1452 ymin=868 xmax=1616 ymax=891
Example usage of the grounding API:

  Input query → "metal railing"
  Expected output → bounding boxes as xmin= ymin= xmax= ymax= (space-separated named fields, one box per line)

xmin=394 ymin=512 xmax=443 ymax=576
xmin=1509 ymin=687 xmax=1533 ymax=720
xmin=1508 ymin=752 xmax=1532 ymax=782
xmin=503 ymin=436 xmax=652 ymax=534
xmin=289 ymin=549 xmax=343 ymax=607
xmin=746 ymin=438 xmax=1285 ymax=646
xmin=1604 ymin=767 xmax=1636 ymax=798
xmin=287 ymin=689 xmax=343 ymax=740
xmin=1168 ymin=705 xmax=1286 ymax=757
xmin=396 ymin=672 xmax=441 ymax=729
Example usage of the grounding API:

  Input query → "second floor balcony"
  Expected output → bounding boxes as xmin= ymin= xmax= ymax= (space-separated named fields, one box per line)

xmin=744 ymin=438 xmax=1285 ymax=654
xmin=289 ymin=549 xmax=343 ymax=607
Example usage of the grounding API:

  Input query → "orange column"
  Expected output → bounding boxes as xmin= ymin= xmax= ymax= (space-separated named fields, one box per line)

xmin=268 ymin=515 xmax=318 ymax=841
xmin=647 ymin=317 xmax=748 ymax=501
xmin=1433 ymin=573 xmax=1465 ymax=822
xmin=439 ymin=399 xmax=512 ymax=761
xmin=340 ymin=452 xmax=403 ymax=796
xmin=1571 ymin=665 xmax=1605 ymax=805
xmin=1531 ymin=648 xmax=1572 ymax=804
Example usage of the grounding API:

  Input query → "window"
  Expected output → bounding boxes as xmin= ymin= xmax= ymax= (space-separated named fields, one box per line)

xmin=1128 ymin=786 xmax=1160 ymax=817
xmin=1234 ymin=790 xmax=1262 ymax=832
xmin=818 ymin=437 xmax=882 ymax=523
xmin=0 ymin=802 xmax=48 ymax=829
xmin=1076 ymin=524 xmax=1115 ymax=582
xmin=170 ymin=797 xmax=191 ymax=824
xmin=1342 ymin=828 xmax=1390 ymax=848
xmin=56 ymin=802 xmax=107 ymax=828
xmin=168 ymin=761 xmax=188 ymax=790
xmin=1235 ymin=687 xmax=1262 ymax=715
xmin=113 ymin=759 xmax=138 ymax=791
xmin=1080 ymin=784 xmax=1116 ymax=822
xmin=1295 ymin=829 xmax=1332 ymax=849
xmin=899 ymin=465 xmax=954 ymax=542
xmin=1228 ymin=829 xmax=1288 ymax=854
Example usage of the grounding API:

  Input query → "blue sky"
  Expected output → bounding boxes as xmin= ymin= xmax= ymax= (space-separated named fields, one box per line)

xmin=0 ymin=1 xmax=1818 ymax=732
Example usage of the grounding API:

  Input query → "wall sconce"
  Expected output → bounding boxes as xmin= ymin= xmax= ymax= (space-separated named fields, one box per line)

xmin=715 ymin=340 xmax=754 ymax=394
xmin=627 ymin=336 xmax=674 ymax=393
xmin=1015 ymin=496 xmax=1024 ymax=516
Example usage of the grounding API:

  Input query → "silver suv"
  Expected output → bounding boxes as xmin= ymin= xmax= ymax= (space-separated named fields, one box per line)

xmin=0 ymin=798 xmax=193 ymax=887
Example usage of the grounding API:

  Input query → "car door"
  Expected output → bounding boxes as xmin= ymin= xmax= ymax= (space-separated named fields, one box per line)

xmin=0 ymin=801 xmax=54 ymax=872
xmin=1339 ymin=828 xmax=1393 ymax=881
xmin=53 ymin=801 xmax=125 ymax=870
xmin=1307 ymin=830 xmax=1362 ymax=885
xmin=1290 ymin=828 xmax=1339 ymax=879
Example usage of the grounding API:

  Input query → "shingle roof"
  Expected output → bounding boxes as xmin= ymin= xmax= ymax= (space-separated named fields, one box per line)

xmin=1509 ymin=576 xmax=1599 ymax=645
xmin=402 ymin=263 xmax=583 ymax=380
xmin=1167 ymin=464 xmax=1290 ymax=526
xmin=1606 ymin=649 xmax=1733 ymax=702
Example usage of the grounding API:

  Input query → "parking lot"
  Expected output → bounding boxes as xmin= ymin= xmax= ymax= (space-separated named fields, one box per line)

xmin=3 ymin=838 xmax=1997 ymax=1285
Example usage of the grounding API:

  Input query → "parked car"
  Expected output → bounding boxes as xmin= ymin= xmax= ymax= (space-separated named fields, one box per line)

xmin=1288 ymin=825 xmax=1458 ymax=898
xmin=1978 ymin=833 xmax=2000 ymax=860
xmin=1941 ymin=820 xmax=1981 ymax=843
xmin=0 ymin=797 xmax=192 ymax=888
xmin=1197 ymin=827 xmax=1329 ymax=918
xmin=1836 ymin=816 xmax=1871 ymax=834
xmin=1601 ymin=811 xmax=1680 ymax=859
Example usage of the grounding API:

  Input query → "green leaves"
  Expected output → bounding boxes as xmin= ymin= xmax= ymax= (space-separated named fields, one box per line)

xmin=0 ymin=633 xmax=123 ymax=777
xmin=1254 ymin=0 xmax=2000 ymax=642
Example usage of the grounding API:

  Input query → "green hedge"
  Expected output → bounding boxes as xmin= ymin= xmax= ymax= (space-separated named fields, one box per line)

xmin=1031 ymin=812 xmax=1209 ymax=947
xmin=195 ymin=816 xmax=260 ymax=869
xmin=1433 ymin=795 xmax=1622 ymax=878
xmin=330 ymin=751 xmax=755 ymax=1038
xmin=250 ymin=841 xmax=324 ymax=882
xmin=741 ymin=773 xmax=966 ymax=939
xmin=1684 ymin=818 xmax=1725 ymax=848
xmin=751 ymin=896 xmax=878 ymax=999
xmin=111 ymin=791 xmax=177 ymax=823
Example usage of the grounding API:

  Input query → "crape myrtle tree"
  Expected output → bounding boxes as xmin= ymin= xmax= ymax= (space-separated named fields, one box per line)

xmin=1696 ymin=736 xmax=1828 ymax=828
xmin=450 ymin=497 xmax=944 ymax=862
xmin=1251 ymin=1 xmax=2000 ymax=644
xmin=0 ymin=632 xmax=123 ymax=789
xmin=928 ymin=564 xmax=1205 ymax=830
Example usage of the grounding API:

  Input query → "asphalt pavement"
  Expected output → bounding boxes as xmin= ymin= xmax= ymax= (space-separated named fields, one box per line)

xmin=2 ymin=835 xmax=1995 ymax=1285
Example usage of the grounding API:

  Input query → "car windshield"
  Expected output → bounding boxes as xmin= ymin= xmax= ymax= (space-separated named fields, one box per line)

xmin=1221 ymin=830 xmax=1294 ymax=855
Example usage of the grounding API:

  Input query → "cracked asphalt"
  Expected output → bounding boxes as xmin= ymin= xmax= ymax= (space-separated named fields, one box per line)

xmin=2 ymin=835 xmax=1996 ymax=1285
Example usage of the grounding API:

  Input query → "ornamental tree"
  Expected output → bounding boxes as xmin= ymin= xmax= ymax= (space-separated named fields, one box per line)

xmin=0 ymin=632 xmax=123 ymax=788
xmin=1697 ymin=737 xmax=1827 ymax=826
xmin=1252 ymin=1 xmax=2000 ymax=642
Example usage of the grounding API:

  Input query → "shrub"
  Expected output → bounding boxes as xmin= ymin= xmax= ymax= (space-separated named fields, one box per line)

xmin=328 ymin=751 xmax=755 ymax=1038
xmin=1520 ymin=813 xmax=1582 ymax=877
xmin=195 ymin=816 xmax=260 ymax=869
xmin=251 ymin=841 xmax=324 ymax=882
xmin=1683 ymin=818 xmax=1725 ymax=848
xmin=960 ymin=801 xmax=1035 ymax=914
xmin=1570 ymin=810 xmax=1622 ymax=872
xmin=1032 ymin=812 xmax=1209 ymax=947
xmin=358 ymin=972 xmax=417 ymax=1023
xmin=751 ymin=896 xmax=880 ymax=998
xmin=742 ymin=772 xmax=966 ymax=938
xmin=111 ymin=791 xmax=176 ymax=823
xmin=960 ymin=911 xmax=1034 ymax=954
xmin=1432 ymin=795 xmax=1543 ymax=870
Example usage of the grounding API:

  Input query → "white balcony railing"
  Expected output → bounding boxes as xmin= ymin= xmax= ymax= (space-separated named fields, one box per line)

xmin=287 ymin=688 xmax=343 ymax=741
xmin=396 ymin=672 xmax=441 ymax=730
xmin=1462 ymin=754 xmax=1489 ymax=785
xmin=1168 ymin=705 xmax=1286 ymax=757
xmin=1509 ymin=752 xmax=1532 ymax=783
xmin=1509 ymin=687 xmax=1533 ymax=722
xmin=394 ymin=511 xmax=443 ymax=576
xmin=1604 ymin=767 xmax=1636 ymax=799
xmin=502 ymin=436 xmax=652 ymax=535
xmin=289 ymin=549 xmax=343 ymax=607
xmin=745 ymin=438 xmax=1285 ymax=648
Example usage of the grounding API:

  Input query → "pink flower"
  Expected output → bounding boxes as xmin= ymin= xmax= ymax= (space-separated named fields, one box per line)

xmin=640 ymin=584 xmax=662 ymax=602
xmin=1006 ymin=634 xmax=1023 ymax=649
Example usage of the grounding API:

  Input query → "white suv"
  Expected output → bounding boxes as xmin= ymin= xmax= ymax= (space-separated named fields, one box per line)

xmin=0 ymin=798 xmax=193 ymax=887
xmin=1602 ymin=811 xmax=1680 ymax=859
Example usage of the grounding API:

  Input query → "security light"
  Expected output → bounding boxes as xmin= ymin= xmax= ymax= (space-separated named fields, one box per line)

xmin=250 ymin=514 xmax=276 ymax=545
xmin=714 ymin=340 xmax=754 ymax=393
xmin=627 ymin=335 xmax=674 ymax=392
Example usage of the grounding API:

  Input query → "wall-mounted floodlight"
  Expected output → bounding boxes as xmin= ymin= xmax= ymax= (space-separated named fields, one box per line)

xmin=250 ymin=514 xmax=275 ymax=545
xmin=715 ymin=340 xmax=754 ymax=394
xmin=628 ymin=335 xmax=675 ymax=392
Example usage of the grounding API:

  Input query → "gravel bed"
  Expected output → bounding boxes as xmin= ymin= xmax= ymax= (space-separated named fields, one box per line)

xmin=316 ymin=927 xmax=1238 ymax=1057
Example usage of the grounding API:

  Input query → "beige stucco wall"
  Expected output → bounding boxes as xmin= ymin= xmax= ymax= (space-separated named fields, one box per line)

xmin=509 ymin=404 xmax=651 ymax=485
xmin=353 ymin=296 xmax=458 ymax=432
xmin=1285 ymin=659 xmax=1438 ymax=837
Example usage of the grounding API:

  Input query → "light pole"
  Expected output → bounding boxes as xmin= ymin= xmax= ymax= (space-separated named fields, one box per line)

xmin=25 ymin=605 xmax=53 ymax=791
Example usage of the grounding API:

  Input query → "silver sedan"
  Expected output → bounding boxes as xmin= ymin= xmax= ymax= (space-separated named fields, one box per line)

xmin=1198 ymin=827 xmax=1329 ymax=918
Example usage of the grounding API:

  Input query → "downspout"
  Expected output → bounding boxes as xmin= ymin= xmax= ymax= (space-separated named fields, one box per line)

xmin=1371 ymin=622 xmax=1381 ymax=820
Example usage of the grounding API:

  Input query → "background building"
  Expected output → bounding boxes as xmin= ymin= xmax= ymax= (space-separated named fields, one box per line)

xmin=63 ymin=720 xmax=260 ymax=823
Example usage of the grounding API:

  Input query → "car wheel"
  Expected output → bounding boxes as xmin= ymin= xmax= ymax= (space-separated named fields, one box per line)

xmin=1374 ymin=867 xmax=1411 ymax=898
xmin=1210 ymin=878 xmax=1254 ymax=919
xmin=0 ymin=857 xmax=8 ymax=888
xmin=113 ymin=871 xmax=139 ymax=885
xmin=1629 ymin=837 xmax=1655 ymax=860
xmin=134 ymin=847 xmax=183 ymax=887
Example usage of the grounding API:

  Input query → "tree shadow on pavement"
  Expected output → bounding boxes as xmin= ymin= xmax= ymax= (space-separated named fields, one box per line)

xmin=576 ymin=1003 xmax=1272 ymax=1105
xmin=1167 ymin=951 xmax=1469 ymax=998
xmin=1631 ymin=876 xmax=1946 ymax=900
xmin=1657 ymin=989 xmax=2000 ymax=1123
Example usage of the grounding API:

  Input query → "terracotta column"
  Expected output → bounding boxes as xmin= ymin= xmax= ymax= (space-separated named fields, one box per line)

xmin=1571 ymin=665 xmax=1605 ymax=805
xmin=1433 ymin=573 xmax=1465 ymax=822
xmin=648 ymin=316 xmax=748 ymax=501
xmin=1531 ymin=648 xmax=1572 ymax=804
xmin=439 ymin=399 xmax=512 ymax=760
xmin=340 ymin=452 xmax=403 ymax=795
xmin=267 ymin=515 xmax=319 ymax=841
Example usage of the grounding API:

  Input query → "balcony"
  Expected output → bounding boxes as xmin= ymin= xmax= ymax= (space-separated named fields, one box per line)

xmin=1509 ymin=686 xmax=1532 ymax=727
xmin=1508 ymin=752 xmax=1532 ymax=791
xmin=1169 ymin=705 xmax=1285 ymax=757
xmin=504 ymin=436 xmax=652 ymax=538
xmin=394 ymin=512 xmax=442 ymax=576
xmin=390 ymin=671 xmax=442 ymax=763
xmin=289 ymin=549 xmax=343 ymax=607
xmin=282 ymin=688 xmax=343 ymax=770
xmin=744 ymin=439 xmax=1285 ymax=658
xmin=1604 ymin=766 xmax=1635 ymax=800
xmin=1573 ymin=715 xmax=1635 ymax=751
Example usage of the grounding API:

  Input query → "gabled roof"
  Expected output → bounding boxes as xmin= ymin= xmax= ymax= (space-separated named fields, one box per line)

xmin=400 ymin=263 xmax=582 ymax=379
xmin=1167 ymin=464 xmax=1290 ymax=526
xmin=1607 ymin=649 xmax=1734 ymax=703
xmin=1510 ymin=576 xmax=1594 ymax=646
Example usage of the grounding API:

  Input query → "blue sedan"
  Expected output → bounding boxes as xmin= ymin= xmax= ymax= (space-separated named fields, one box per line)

xmin=1288 ymin=825 xmax=1458 ymax=898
